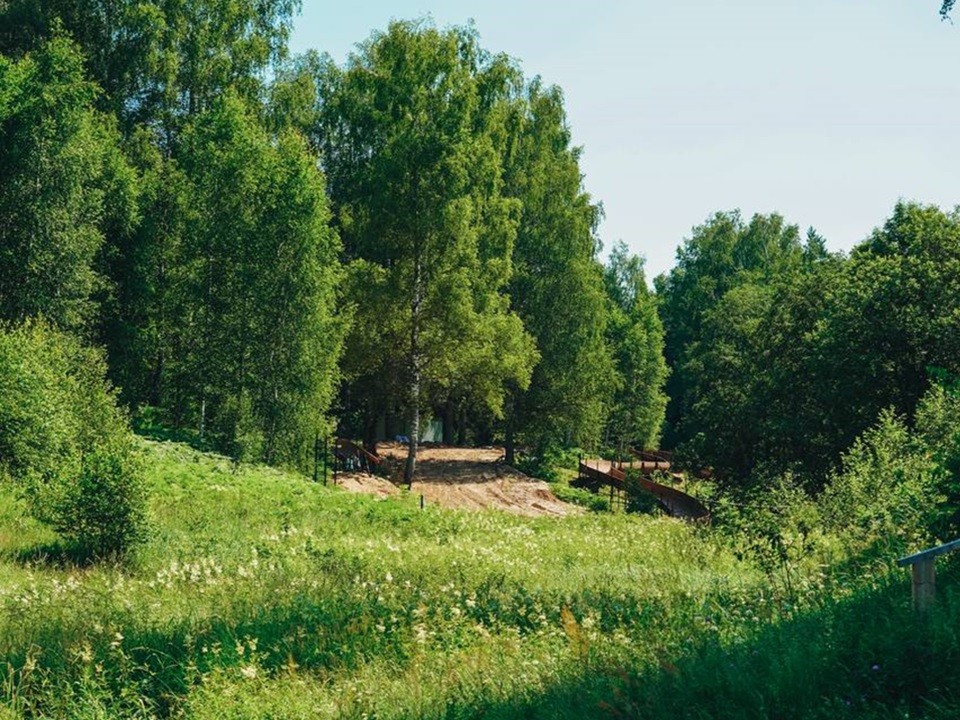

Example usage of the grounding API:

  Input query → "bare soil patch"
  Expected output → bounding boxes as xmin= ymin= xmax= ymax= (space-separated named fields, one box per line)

xmin=336 ymin=444 xmax=579 ymax=517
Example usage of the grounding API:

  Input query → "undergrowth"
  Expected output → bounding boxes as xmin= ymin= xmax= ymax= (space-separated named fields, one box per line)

xmin=0 ymin=438 xmax=955 ymax=718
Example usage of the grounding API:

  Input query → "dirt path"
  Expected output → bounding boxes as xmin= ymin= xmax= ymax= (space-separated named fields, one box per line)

xmin=335 ymin=444 xmax=579 ymax=517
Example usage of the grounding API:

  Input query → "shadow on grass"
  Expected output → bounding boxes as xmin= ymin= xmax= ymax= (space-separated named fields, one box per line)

xmin=458 ymin=561 xmax=960 ymax=720
xmin=1 ymin=583 xmax=414 ymax=719
xmin=3 ymin=539 xmax=114 ymax=568
xmin=132 ymin=406 xmax=212 ymax=454
xmin=4 ymin=551 xmax=959 ymax=720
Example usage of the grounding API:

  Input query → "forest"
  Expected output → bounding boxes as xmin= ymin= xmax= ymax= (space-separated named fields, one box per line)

xmin=1 ymin=1 xmax=959 ymax=718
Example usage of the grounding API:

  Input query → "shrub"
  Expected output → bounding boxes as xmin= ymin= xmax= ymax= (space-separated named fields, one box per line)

xmin=38 ymin=438 xmax=146 ymax=558
xmin=820 ymin=408 xmax=939 ymax=562
xmin=623 ymin=468 xmax=661 ymax=515
xmin=0 ymin=320 xmax=147 ymax=559
xmin=914 ymin=382 xmax=960 ymax=538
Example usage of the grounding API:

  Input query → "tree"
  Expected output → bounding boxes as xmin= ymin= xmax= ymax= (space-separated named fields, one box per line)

xmin=0 ymin=35 xmax=136 ymax=333
xmin=0 ymin=320 xmax=146 ymax=558
xmin=603 ymin=242 xmax=669 ymax=456
xmin=159 ymin=94 xmax=342 ymax=466
xmin=806 ymin=203 xmax=960 ymax=470
xmin=679 ymin=281 xmax=775 ymax=478
xmin=500 ymin=81 xmax=616 ymax=461
xmin=658 ymin=202 xmax=960 ymax=488
xmin=0 ymin=0 xmax=301 ymax=136
xmin=655 ymin=212 xmax=810 ymax=453
xmin=99 ymin=129 xmax=191 ymax=407
xmin=318 ymin=21 xmax=537 ymax=482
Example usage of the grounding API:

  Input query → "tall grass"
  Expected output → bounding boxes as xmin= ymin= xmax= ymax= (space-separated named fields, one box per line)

xmin=0 ymin=439 xmax=956 ymax=718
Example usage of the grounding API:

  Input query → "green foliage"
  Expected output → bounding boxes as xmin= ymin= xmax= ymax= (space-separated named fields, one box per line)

xmin=176 ymin=94 xmax=342 ymax=467
xmin=501 ymin=81 xmax=615 ymax=454
xmin=113 ymin=94 xmax=343 ymax=469
xmin=101 ymin=131 xmax=191 ymax=407
xmin=550 ymin=480 xmax=611 ymax=512
xmin=655 ymin=212 xmax=817 ymax=472
xmin=820 ymin=409 xmax=939 ymax=561
xmin=658 ymin=202 xmax=960 ymax=487
xmin=515 ymin=445 xmax=581 ymax=482
xmin=0 ymin=35 xmax=137 ymax=332
xmin=0 ymin=0 xmax=301 ymax=134
xmin=622 ymin=468 xmax=662 ymax=515
xmin=0 ymin=321 xmax=146 ymax=558
xmin=913 ymin=383 xmax=960 ymax=536
xmin=40 ymin=437 xmax=147 ymax=559
xmin=603 ymin=242 xmax=669 ymax=454
xmin=319 ymin=21 xmax=537 ymax=475
xmin=714 ymin=474 xmax=827 ymax=576
xmin=717 ymin=383 xmax=957 ymax=578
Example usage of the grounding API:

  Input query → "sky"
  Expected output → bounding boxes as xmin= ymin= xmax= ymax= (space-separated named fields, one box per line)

xmin=289 ymin=1 xmax=960 ymax=279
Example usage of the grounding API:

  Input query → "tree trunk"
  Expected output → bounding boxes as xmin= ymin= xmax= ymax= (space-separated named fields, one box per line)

xmin=363 ymin=413 xmax=378 ymax=453
xmin=504 ymin=393 xmax=516 ymax=466
xmin=150 ymin=349 xmax=164 ymax=407
xmin=442 ymin=399 xmax=455 ymax=446
xmin=404 ymin=254 xmax=423 ymax=487
xmin=405 ymin=396 xmax=419 ymax=488
xmin=505 ymin=421 xmax=515 ymax=466
xmin=457 ymin=405 xmax=467 ymax=446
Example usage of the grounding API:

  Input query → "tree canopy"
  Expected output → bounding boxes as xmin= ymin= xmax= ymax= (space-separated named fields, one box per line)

xmin=316 ymin=21 xmax=538 ymax=481
xmin=0 ymin=36 xmax=136 ymax=332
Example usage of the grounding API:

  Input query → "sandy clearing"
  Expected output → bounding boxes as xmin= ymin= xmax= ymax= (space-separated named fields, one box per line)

xmin=333 ymin=444 xmax=580 ymax=517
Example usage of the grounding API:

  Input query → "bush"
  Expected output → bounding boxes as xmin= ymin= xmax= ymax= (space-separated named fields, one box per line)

xmin=0 ymin=320 xmax=147 ymax=559
xmin=914 ymin=382 xmax=960 ymax=538
xmin=39 ymin=439 xmax=146 ymax=558
xmin=820 ymin=408 xmax=939 ymax=563
xmin=623 ymin=468 xmax=662 ymax=515
xmin=515 ymin=445 xmax=584 ymax=484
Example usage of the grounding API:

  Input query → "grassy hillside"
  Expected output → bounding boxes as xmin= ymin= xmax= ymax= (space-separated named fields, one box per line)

xmin=0 ymin=439 xmax=957 ymax=719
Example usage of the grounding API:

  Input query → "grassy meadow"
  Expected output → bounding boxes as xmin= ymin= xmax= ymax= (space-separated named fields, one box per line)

xmin=0 ymin=439 xmax=958 ymax=719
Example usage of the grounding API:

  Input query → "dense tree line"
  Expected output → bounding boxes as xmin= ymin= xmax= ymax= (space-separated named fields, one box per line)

xmin=657 ymin=203 xmax=960 ymax=492
xmin=0 ymin=6 xmax=668 ymax=481
xmin=5 ymin=0 xmax=954 ymax=512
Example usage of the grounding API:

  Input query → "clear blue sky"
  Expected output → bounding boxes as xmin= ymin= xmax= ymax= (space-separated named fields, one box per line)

xmin=290 ymin=1 xmax=960 ymax=279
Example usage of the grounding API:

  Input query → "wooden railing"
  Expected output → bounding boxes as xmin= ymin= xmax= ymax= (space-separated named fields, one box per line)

xmin=897 ymin=538 xmax=960 ymax=611
xmin=630 ymin=449 xmax=673 ymax=466
xmin=577 ymin=460 xmax=710 ymax=521
xmin=334 ymin=438 xmax=382 ymax=475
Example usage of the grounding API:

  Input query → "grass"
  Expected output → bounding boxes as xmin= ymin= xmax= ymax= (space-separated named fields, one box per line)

xmin=0 ymin=438 xmax=957 ymax=718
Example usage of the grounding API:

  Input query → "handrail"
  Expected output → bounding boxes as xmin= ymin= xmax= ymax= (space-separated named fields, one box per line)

xmin=896 ymin=537 xmax=960 ymax=611
xmin=335 ymin=438 xmax=382 ymax=465
xmin=896 ymin=538 xmax=960 ymax=567
xmin=577 ymin=460 xmax=710 ymax=521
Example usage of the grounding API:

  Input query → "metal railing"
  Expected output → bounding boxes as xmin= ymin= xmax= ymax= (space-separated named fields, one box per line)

xmin=897 ymin=538 xmax=960 ymax=610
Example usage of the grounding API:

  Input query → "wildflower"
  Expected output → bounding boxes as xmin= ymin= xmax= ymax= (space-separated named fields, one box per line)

xmin=240 ymin=665 xmax=257 ymax=679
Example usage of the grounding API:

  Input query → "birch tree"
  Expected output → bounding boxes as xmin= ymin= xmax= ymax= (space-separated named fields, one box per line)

xmin=319 ymin=21 xmax=536 ymax=483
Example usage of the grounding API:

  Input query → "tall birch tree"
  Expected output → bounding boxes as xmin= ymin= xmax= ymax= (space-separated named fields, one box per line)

xmin=319 ymin=21 xmax=536 ymax=483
